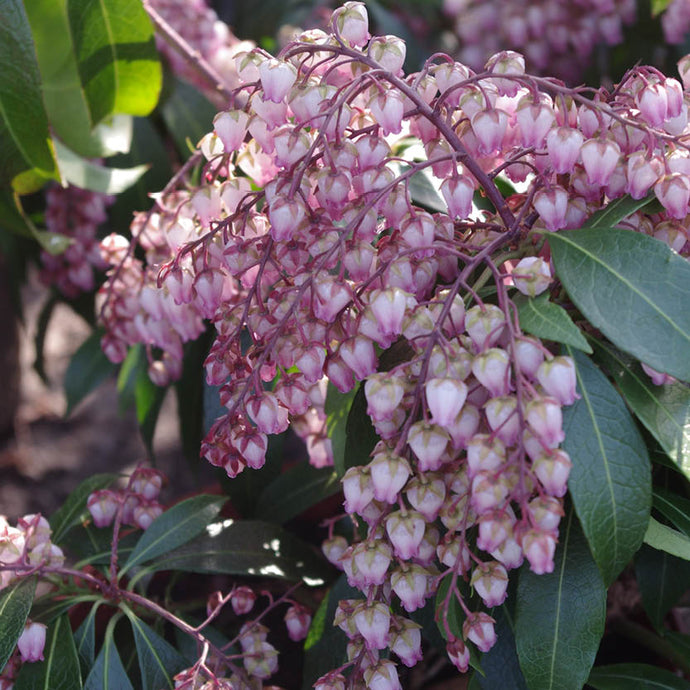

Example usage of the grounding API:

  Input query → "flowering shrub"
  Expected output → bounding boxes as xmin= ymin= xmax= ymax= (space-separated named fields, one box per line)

xmin=2 ymin=1 xmax=690 ymax=689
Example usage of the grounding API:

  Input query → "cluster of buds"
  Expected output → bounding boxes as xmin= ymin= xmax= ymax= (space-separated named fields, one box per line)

xmin=41 ymin=184 xmax=112 ymax=298
xmin=0 ymin=513 xmax=64 ymax=590
xmin=442 ymin=0 xmax=637 ymax=82
xmin=87 ymin=468 xmax=166 ymax=531
xmin=149 ymin=0 xmax=254 ymax=101
xmin=173 ymin=586 xmax=311 ymax=689
xmin=97 ymin=1 xmax=690 ymax=684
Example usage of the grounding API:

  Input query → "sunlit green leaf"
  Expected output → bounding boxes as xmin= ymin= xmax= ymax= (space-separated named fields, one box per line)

xmin=644 ymin=517 xmax=690 ymax=560
xmin=549 ymin=228 xmax=690 ymax=382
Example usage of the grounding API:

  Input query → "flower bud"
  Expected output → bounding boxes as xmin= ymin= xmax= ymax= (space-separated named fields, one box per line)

xmin=370 ymin=452 xmax=411 ymax=503
xmin=352 ymin=540 xmax=392 ymax=586
xmin=335 ymin=2 xmax=370 ymax=46
xmin=87 ymin=490 xmax=120 ymax=528
xmin=463 ymin=612 xmax=497 ymax=653
xmin=390 ymin=618 xmax=422 ymax=667
xmin=368 ymin=35 xmax=406 ymax=74
xmin=363 ymin=659 xmax=402 ymax=690
xmin=472 ymin=348 xmax=512 ymax=397
xmin=213 ymin=110 xmax=249 ymax=153
xmin=243 ymin=640 xmax=278 ymax=679
xmin=425 ymin=378 xmax=469 ymax=430
xmin=353 ymin=601 xmax=391 ymax=649
xmin=655 ymin=173 xmax=690 ymax=219
xmin=17 ymin=621 xmax=47 ymax=663
xmin=522 ymin=528 xmax=557 ymax=574
xmin=471 ymin=109 xmax=509 ymax=155
xmin=406 ymin=422 xmax=450 ymax=472
xmin=390 ymin=563 xmax=431 ymax=612
xmin=284 ymin=604 xmax=312 ymax=641
xmin=441 ymin=175 xmax=475 ymax=220
xmin=533 ymin=186 xmax=568 ymax=231
xmin=531 ymin=449 xmax=572 ymax=497
xmin=130 ymin=468 xmax=165 ymax=501
xmin=525 ymin=396 xmax=565 ymax=448
xmin=322 ymin=535 xmax=348 ymax=567
xmin=406 ymin=475 xmax=446 ymax=521
xmin=259 ymin=59 xmax=296 ymax=103
xmin=365 ymin=374 xmax=406 ymax=422
xmin=132 ymin=501 xmax=163 ymax=530
xmin=465 ymin=304 xmax=505 ymax=350
xmin=536 ymin=357 xmax=578 ymax=406
xmin=231 ymin=586 xmax=257 ymax=615
xmin=546 ymin=127 xmax=583 ymax=174
xmin=581 ymin=138 xmax=621 ymax=187
xmin=513 ymin=337 xmax=545 ymax=378
xmin=385 ymin=510 xmax=426 ymax=560
xmin=470 ymin=561 xmax=509 ymax=607
xmin=342 ymin=466 xmax=375 ymax=514
xmin=315 ymin=674 xmax=346 ymax=690
xmin=446 ymin=636 xmax=470 ymax=672
xmin=484 ymin=396 xmax=520 ymax=445
xmin=512 ymin=257 xmax=552 ymax=297
xmin=246 ymin=392 xmax=289 ymax=434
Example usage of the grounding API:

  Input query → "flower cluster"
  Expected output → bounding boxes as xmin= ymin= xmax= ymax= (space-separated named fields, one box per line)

xmin=87 ymin=468 xmax=166 ymax=530
xmin=0 ymin=513 xmax=64 ymax=591
xmin=173 ymin=585 xmax=311 ymax=689
xmin=442 ymin=0 xmax=638 ymax=82
xmin=98 ymin=2 xmax=690 ymax=684
xmin=40 ymin=184 xmax=112 ymax=298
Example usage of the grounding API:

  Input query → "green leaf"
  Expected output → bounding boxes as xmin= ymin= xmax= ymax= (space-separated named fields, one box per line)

xmin=651 ymin=0 xmax=675 ymax=17
xmin=49 ymin=473 xmax=118 ymax=543
xmin=64 ymin=330 xmax=117 ymax=416
xmin=644 ymin=517 xmax=690 ymax=560
xmin=14 ymin=614 xmax=82 ymax=690
xmin=147 ymin=519 xmax=332 ymax=585
xmin=160 ymin=77 xmax=217 ymax=157
xmin=122 ymin=494 xmax=226 ymax=573
xmin=653 ymin=488 xmax=690 ymax=536
xmin=515 ymin=507 xmax=606 ymax=690
xmin=343 ymin=384 xmax=378 ymax=474
xmin=590 ymin=337 xmax=690 ymax=480
xmin=0 ymin=0 xmax=59 ymax=188
xmin=256 ymin=463 xmax=341 ymax=524
xmin=24 ymin=0 xmax=127 ymax=158
xmin=74 ymin=602 xmax=101 ymax=669
xmin=562 ymin=347 xmax=651 ymax=585
xmin=664 ymin=632 xmax=690 ymax=664
xmin=64 ymin=525 xmax=139 ymax=566
xmin=325 ymin=383 xmax=357 ymax=476
xmin=476 ymin=608 xmax=527 ymax=690
xmin=549 ymin=228 xmax=690 ymax=382
xmin=116 ymin=345 xmax=166 ymax=452
xmin=515 ymin=293 xmax=592 ymax=353
xmin=124 ymin=613 xmax=186 ymax=690
xmin=301 ymin=574 xmax=358 ymax=690
xmin=67 ymin=0 xmax=162 ymax=125
xmin=84 ymin=626 xmax=133 ymax=690
xmin=634 ymin=544 xmax=690 ymax=631
xmin=587 ymin=663 xmax=690 ymax=689
xmin=54 ymin=140 xmax=148 ymax=194
xmin=0 ymin=578 xmax=36 ymax=672
xmin=408 ymin=168 xmax=446 ymax=213
xmin=581 ymin=194 xmax=655 ymax=229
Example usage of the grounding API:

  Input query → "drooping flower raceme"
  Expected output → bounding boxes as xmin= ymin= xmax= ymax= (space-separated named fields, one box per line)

xmin=97 ymin=2 xmax=690 ymax=684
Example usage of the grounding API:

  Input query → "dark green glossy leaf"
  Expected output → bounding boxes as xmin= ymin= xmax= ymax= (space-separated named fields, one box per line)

xmin=64 ymin=330 xmax=117 ymax=415
xmin=654 ymin=487 xmax=690 ymax=537
xmin=343 ymin=384 xmax=378 ymax=474
xmin=74 ymin=602 xmax=101 ymax=669
xmin=160 ymin=77 xmax=217 ymax=157
xmin=256 ymin=463 xmax=340 ymax=524
xmin=54 ymin=140 xmax=148 ymax=194
xmin=549 ymin=228 xmax=690 ymax=382
xmin=63 ymin=525 xmax=139 ymax=566
xmin=325 ymin=383 xmax=357 ymax=476
xmin=147 ymin=519 xmax=332 ymax=585
xmin=515 ymin=508 xmax=606 ymax=690
xmin=591 ymin=337 xmax=690 ymax=479
xmin=0 ymin=0 xmax=58 ymax=188
xmin=301 ymin=574 xmax=358 ymax=690
xmin=476 ymin=608 xmax=527 ymax=690
xmin=84 ymin=630 xmax=133 ymax=690
xmin=122 ymin=495 xmax=226 ymax=573
xmin=116 ymin=345 xmax=166 ymax=452
xmin=515 ymin=293 xmax=592 ymax=353
xmin=67 ymin=0 xmax=161 ymax=125
xmin=634 ymin=544 xmax=690 ymax=631
xmin=581 ymin=194 xmax=654 ymax=229
xmin=587 ymin=663 xmax=690 ymax=689
xmin=14 ymin=614 xmax=82 ymax=690
xmin=0 ymin=578 xmax=36 ymax=672
xmin=125 ymin=613 xmax=186 ymax=690
xmin=644 ymin=517 xmax=690 ymax=560
xmin=24 ymin=0 xmax=124 ymax=158
xmin=408 ymin=168 xmax=446 ymax=214
xmin=563 ymin=347 xmax=651 ymax=584
xmin=49 ymin=473 xmax=118 ymax=543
